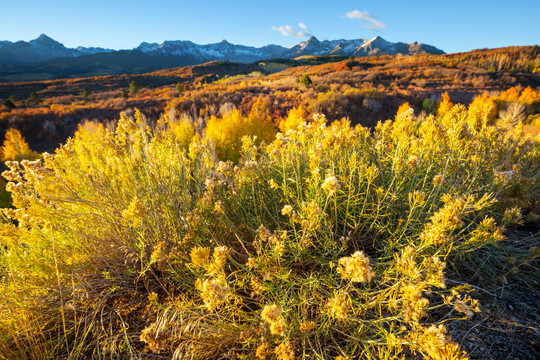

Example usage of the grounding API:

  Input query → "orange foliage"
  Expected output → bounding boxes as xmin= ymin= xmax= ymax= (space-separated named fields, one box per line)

xmin=437 ymin=92 xmax=453 ymax=116
xmin=518 ymin=86 xmax=540 ymax=105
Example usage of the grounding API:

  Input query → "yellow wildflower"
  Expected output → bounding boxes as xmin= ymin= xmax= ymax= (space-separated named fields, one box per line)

xmin=281 ymin=205 xmax=294 ymax=216
xmin=407 ymin=155 xmax=420 ymax=168
xmin=299 ymin=320 xmax=316 ymax=332
xmin=256 ymin=343 xmax=271 ymax=359
xmin=190 ymin=246 xmax=210 ymax=268
xmin=250 ymin=277 xmax=264 ymax=296
xmin=395 ymin=246 xmax=422 ymax=280
xmin=326 ymin=291 xmax=351 ymax=320
xmin=261 ymin=304 xmax=281 ymax=323
xmin=261 ymin=304 xmax=287 ymax=336
xmin=502 ymin=207 xmax=522 ymax=226
xmin=269 ymin=179 xmax=279 ymax=189
xmin=257 ymin=225 xmax=272 ymax=241
xmin=270 ymin=317 xmax=287 ymax=336
xmin=400 ymin=283 xmax=429 ymax=322
xmin=322 ymin=173 xmax=340 ymax=193
xmin=422 ymin=256 xmax=446 ymax=288
xmin=214 ymin=200 xmax=224 ymax=213
xmin=275 ymin=340 xmax=294 ymax=360
xmin=139 ymin=321 xmax=171 ymax=352
xmin=207 ymin=246 xmax=229 ymax=276
xmin=195 ymin=277 xmax=230 ymax=311
xmin=433 ymin=174 xmax=445 ymax=185
xmin=150 ymin=241 xmax=167 ymax=270
xmin=337 ymin=251 xmax=374 ymax=283
xmin=413 ymin=325 xmax=468 ymax=360
xmin=247 ymin=257 xmax=256 ymax=268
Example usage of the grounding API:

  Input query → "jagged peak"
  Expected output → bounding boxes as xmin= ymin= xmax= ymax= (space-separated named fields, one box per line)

xmin=0 ymin=34 xmax=444 ymax=65
xmin=367 ymin=35 xmax=386 ymax=43
xmin=34 ymin=34 xmax=55 ymax=42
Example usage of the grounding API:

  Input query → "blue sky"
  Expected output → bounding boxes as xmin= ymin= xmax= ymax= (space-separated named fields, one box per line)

xmin=1 ymin=0 xmax=538 ymax=53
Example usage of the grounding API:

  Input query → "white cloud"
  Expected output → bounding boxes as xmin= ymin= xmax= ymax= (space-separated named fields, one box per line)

xmin=271 ymin=23 xmax=311 ymax=38
xmin=346 ymin=10 xmax=386 ymax=31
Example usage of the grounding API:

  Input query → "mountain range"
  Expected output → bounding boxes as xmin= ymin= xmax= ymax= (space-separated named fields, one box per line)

xmin=0 ymin=34 xmax=113 ymax=64
xmin=0 ymin=34 xmax=444 ymax=65
xmin=0 ymin=35 xmax=445 ymax=81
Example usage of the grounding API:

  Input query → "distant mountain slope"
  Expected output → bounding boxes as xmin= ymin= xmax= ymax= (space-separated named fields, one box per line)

xmin=0 ymin=51 xmax=207 ymax=82
xmin=0 ymin=34 xmax=113 ymax=64
xmin=135 ymin=35 xmax=445 ymax=61
xmin=0 ymin=34 xmax=444 ymax=65
xmin=0 ymin=34 xmax=445 ymax=81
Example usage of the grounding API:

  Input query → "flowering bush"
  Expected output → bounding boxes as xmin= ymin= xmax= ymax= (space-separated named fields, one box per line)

xmin=0 ymin=101 xmax=538 ymax=359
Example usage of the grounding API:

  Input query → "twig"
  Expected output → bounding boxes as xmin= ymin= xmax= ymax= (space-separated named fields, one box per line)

xmin=447 ymin=279 xmax=498 ymax=297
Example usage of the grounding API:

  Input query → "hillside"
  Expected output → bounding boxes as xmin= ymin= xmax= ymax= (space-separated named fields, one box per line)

xmin=0 ymin=46 xmax=538 ymax=153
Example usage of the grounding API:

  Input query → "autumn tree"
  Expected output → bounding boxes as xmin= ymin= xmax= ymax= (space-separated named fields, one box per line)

xmin=1 ymin=128 xmax=39 ymax=162
xmin=279 ymin=106 xmax=308 ymax=132
xmin=467 ymin=93 xmax=497 ymax=128
xmin=437 ymin=92 xmax=453 ymax=116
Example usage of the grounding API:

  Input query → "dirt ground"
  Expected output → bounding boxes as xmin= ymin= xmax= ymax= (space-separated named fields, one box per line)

xmin=448 ymin=224 xmax=540 ymax=360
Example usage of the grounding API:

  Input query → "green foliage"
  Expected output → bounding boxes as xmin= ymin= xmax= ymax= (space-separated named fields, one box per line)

xmin=0 ymin=177 xmax=12 ymax=208
xmin=121 ymin=89 xmax=128 ymax=99
xmin=422 ymin=98 xmax=437 ymax=114
xmin=175 ymin=82 xmax=183 ymax=92
xmin=0 ymin=103 xmax=538 ymax=359
xmin=2 ymin=99 xmax=15 ymax=109
xmin=298 ymin=74 xmax=312 ymax=86
xmin=82 ymin=88 xmax=90 ymax=100
xmin=28 ymin=91 xmax=41 ymax=104
xmin=129 ymin=80 xmax=139 ymax=96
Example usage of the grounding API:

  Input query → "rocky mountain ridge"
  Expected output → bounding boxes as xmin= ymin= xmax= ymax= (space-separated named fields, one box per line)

xmin=0 ymin=34 xmax=444 ymax=64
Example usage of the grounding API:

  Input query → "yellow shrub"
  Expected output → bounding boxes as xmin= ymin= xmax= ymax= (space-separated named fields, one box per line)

xmin=279 ymin=106 xmax=307 ymax=132
xmin=1 ymin=128 xmax=39 ymax=162
xmin=205 ymin=109 xmax=276 ymax=162
xmin=169 ymin=116 xmax=196 ymax=149
xmin=467 ymin=93 xmax=497 ymax=128
xmin=0 ymin=101 xmax=538 ymax=359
